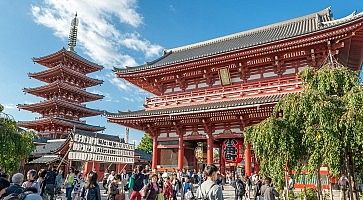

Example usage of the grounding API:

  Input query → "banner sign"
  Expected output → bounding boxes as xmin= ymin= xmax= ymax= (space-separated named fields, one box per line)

xmin=68 ymin=133 xmax=134 ymax=163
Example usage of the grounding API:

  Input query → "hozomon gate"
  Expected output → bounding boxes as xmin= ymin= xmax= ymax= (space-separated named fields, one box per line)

xmin=107 ymin=8 xmax=363 ymax=175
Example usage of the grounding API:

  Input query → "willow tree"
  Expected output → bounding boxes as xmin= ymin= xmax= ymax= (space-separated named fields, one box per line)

xmin=245 ymin=64 xmax=363 ymax=199
xmin=0 ymin=104 xmax=35 ymax=173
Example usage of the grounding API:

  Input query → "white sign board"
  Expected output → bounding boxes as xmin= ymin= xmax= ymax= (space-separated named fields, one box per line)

xmin=68 ymin=133 xmax=134 ymax=164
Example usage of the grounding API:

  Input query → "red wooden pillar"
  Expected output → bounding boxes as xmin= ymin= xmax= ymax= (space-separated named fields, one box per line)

xmin=207 ymin=134 xmax=213 ymax=165
xmin=219 ymin=147 xmax=225 ymax=174
xmin=152 ymin=135 xmax=158 ymax=170
xmin=255 ymin=158 xmax=260 ymax=174
xmin=178 ymin=134 xmax=184 ymax=170
xmin=244 ymin=144 xmax=252 ymax=176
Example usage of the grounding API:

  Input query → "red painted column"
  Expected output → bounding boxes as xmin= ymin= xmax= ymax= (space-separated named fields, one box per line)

xmin=207 ymin=134 xmax=213 ymax=165
xmin=152 ymin=135 xmax=158 ymax=170
xmin=255 ymin=158 xmax=260 ymax=174
xmin=219 ymin=147 xmax=225 ymax=174
xmin=178 ymin=134 xmax=184 ymax=170
xmin=244 ymin=144 xmax=252 ymax=176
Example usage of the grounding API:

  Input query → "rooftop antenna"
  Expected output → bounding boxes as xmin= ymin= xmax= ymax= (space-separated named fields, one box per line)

xmin=68 ymin=13 xmax=79 ymax=52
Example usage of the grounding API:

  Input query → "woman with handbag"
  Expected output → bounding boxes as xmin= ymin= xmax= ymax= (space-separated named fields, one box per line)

xmin=143 ymin=174 xmax=160 ymax=200
xmin=108 ymin=174 xmax=121 ymax=200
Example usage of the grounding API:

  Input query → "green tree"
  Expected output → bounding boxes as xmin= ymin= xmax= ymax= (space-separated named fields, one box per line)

xmin=137 ymin=133 xmax=153 ymax=154
xmin=245 ymin=64 xmax=363 ymax=199
xmin=0 ymin=104 xmax=35 ymax=173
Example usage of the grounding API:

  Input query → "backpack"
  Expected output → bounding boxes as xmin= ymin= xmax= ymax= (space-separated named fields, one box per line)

xmin=132 ymin=174 xmax=145 ymax=191
xmin=197 ymin=184 xmax=215 ymax=200
xmin=236 ymin=181 xmax=245 ymax=195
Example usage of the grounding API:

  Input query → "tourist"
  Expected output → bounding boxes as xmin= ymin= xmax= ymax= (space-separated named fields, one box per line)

xmin=0 ymin=177 xmax=10 ymax=198
xmin=64 ymin=168 xmax=75 ymax=200
xmin=80 ymin=171 xmax=101 ymax=200
xmin=4 ymin=173 xmax=24 ymax=197
xmin=163 ymin=177 xmax=173 ymax=200
xmin=106 ymin=171 xmax=115 ymax=194
xmin=72 ymin=170 xmax=83 ymax=200
xmin=181 ymin=176 xmax=193 ymax=200
xmin=196 ymin=164 xmax=223 ymax=200
xmin=232 ymin=176 xmax=245 ymax=200
xmin=129 ymin=165 xmax=145 ymax=200
xmin=22 ymin=170 xmax=40 ymax=194
xmin=338 ymin=174 xmax=349 ymax=200
xmin=260 ymin=177 xmax=279 ymax=200
xmin=157 ymin=174 xmax=164 ymax=189
xmin=143 ymin=174 xmax=160 ymax=200
xmin=55 ymin=170 xmax=64 ymax=195
xmin=103 ymin=170 xmax=110 ymax=191
xmin=108 ymin=174 xmax=121 ymax=200
xmin=37 ymin=169 xmax=47 ymax=196
xmin=22 ymin=187 xmax=43 ymax=200
xmin=244 ymin=175 xmax=252 ymax=199
xmin=197 ymin=170 xmax=204 ymax=185
xmin=171 ymin=175 xmax=180 ymax=200
xmin=44 ymin=165 xmax=57 ymax=200
xmin=253 ymin=176 xmax=263 ymax=200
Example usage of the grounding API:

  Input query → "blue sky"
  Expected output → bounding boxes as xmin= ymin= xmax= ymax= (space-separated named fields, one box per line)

xmin=0 ymin=0 xmax=362 ymax=145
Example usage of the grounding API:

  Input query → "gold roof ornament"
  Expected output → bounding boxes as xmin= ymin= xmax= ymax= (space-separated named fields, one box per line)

xmin=68 ymin=13 xmax=79 ymax=52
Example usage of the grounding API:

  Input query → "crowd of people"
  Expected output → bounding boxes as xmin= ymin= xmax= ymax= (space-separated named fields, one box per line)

xmin=0 ymin=164 xmax=282 ymax=200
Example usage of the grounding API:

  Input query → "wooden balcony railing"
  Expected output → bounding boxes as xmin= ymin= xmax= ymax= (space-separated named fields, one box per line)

xmin=145 ymin=76 xmax=301 ymax=110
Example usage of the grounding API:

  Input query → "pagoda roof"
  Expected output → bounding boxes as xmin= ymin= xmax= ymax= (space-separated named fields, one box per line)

xmin=107 ymin=93 xmax=285 ymax=119
xmin=33 ymin=48 xmax=103 ymax=73
xmin=115 ymin=8 xmax=363 ymax=74
xmin=18 ymin=117 xmax=105 ymax=132
xmin=24 ymin=81 xmax=104 ymax=102
xmin=18 ymin=98 xmax=103 ymax=117
xmin=28 ymin=65 xmax=103 ymax=87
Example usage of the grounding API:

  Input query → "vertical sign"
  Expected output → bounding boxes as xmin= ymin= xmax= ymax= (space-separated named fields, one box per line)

xmin=219 ymin=68 xmax=231 ymax=86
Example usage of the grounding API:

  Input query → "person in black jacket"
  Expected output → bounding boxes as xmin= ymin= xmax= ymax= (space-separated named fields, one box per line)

xmin=4 ymin=173 xmax=24 ymax=197
xmin=81 ymin=172 xmax=101 ymax=200
xmin=0 ymin=177 xmax=10 ymax=198
xmin=44 ymin=166 xmax=57 ymax=200
xmin=232 ymin=176 xmax=245 ymax=200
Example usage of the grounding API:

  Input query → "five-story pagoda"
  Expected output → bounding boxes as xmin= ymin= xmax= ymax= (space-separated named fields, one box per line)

xmin=18 ymin=14 xmax=105 ymax=139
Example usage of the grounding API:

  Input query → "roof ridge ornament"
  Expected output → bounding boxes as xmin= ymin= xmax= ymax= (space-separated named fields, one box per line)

xmin=68 ymin=13 xmax=79 ymax=52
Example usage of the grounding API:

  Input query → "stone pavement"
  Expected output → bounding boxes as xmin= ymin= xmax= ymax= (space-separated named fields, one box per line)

xmin=56 ymin=184 xmax=344 ymax=200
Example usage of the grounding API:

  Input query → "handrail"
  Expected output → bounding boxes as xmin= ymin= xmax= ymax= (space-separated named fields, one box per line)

xmin=146 ymin=76 xmax=300 ymax=105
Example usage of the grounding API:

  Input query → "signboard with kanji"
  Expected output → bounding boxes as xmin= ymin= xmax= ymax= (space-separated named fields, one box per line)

xmin=222 ymin=139 xmax=243 ymax=163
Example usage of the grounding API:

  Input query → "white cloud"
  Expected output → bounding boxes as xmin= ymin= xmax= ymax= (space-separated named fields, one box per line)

xmin=2 ymin=103 xmax=16 ymax=110
xmin=107 ymin=73 xmax=132 ymax=91
xmin=31 ymin=0 xmax=163 ymax=68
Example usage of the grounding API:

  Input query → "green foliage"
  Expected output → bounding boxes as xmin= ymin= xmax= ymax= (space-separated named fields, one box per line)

xmin=0 ymin=105 xmax=35 ymax=173
xmin=245 ymin=65 xmax=363 ymax=189
xmin=137 ymin=133 xmax=153 ymax=154
xmin=298 ymin=188 xmax=318 ymax=200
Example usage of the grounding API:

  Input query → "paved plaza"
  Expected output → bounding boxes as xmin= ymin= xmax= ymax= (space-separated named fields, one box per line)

xmin=55 ymin=184 xmax=345 ymax=200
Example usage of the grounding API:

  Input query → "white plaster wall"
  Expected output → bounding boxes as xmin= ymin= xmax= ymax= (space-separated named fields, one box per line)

xmin=263 ymin=72 xmax=277 ymax=78
xmin=248 ymin=74 xmax=261 ymax=80
xmin=283 ymin=68 xmax=295 ymax=75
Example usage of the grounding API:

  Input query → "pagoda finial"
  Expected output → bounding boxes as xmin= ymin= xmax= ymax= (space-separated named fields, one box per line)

xmin=68 ymin=13 xmax=79 ymax=52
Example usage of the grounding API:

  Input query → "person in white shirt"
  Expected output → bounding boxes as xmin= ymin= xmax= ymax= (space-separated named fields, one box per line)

xmin=106 ymin=171 xmax=115 ymax=194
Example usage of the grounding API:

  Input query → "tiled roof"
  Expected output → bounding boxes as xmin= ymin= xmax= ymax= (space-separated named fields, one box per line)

xmin=75 ymin=129 xmax=121 ymax=142
xmin=32 ymin=139 xmax=67 ymax=154
xmin=107 ymin=93 xmax=285 ymax=118
xmin=33 ymin=48 xmax=103 ymax=73
xmin=18 ymin=98 xmax=103 ymax=117
xmin=28 ymin=65 xmax=103 ymax=87
xmin=18 ymin=117 xmax=105 ymax=132
xmin=135 ymin=149 xmax=152 ymax=161
xmin=23 ymin=81 xmax=104 ymax=102
xmin=28 ymin=155 xmax=60 ymax=164
xmin=114 ymin=8 xmax=363 ymax=73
